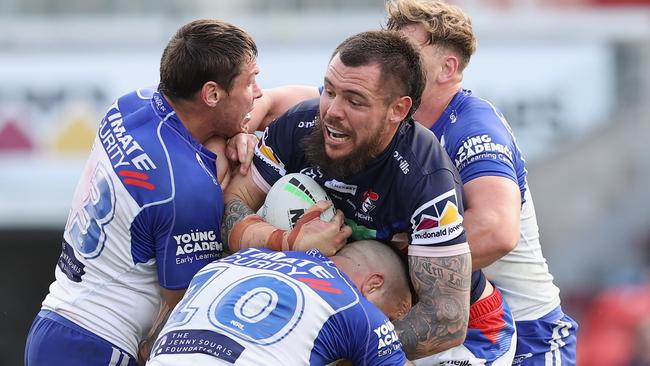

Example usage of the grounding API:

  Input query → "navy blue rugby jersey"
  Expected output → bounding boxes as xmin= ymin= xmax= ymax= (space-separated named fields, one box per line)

xmin=251 ymin=98 xmax=488 ymax=302
xmin=252 ymin=98 xmax=467 ymax=254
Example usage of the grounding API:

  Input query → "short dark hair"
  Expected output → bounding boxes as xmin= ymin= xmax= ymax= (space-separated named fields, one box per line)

xmin=159 ymin=19 xmax=258 ymax=100
xmin=331 ymin=30 xmax=425 ymax=121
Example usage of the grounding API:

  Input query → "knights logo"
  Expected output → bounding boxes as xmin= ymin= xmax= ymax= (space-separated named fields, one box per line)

xmin=361 ymin=190 xmax=379 ymax=214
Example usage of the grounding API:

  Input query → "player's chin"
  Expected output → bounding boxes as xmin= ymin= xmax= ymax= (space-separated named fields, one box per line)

xmin=324 ymin=143 xmax=352 ymax=161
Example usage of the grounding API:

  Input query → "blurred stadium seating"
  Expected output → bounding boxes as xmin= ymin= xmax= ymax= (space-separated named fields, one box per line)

xmin=1 ymin=1 xmax=648 ymax=365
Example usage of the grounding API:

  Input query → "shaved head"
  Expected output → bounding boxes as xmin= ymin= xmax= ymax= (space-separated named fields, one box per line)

xmin=333 ymin=240 xmax=412 ymax=319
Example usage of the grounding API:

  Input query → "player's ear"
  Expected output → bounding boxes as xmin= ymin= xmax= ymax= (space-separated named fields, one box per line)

xmin=201 ymin=81 xmax=224 ymax=107
xmin=388 ymin=96 xmax=412 ymax=124
xmin=437 ymin=53 xmax=460 ymax=83
xmin=361 ymin=272 xmax=385 ymax=296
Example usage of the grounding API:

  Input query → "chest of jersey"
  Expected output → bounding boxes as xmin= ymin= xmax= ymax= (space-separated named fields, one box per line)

xmin=297 ymin=165 xmax=409 ymax=242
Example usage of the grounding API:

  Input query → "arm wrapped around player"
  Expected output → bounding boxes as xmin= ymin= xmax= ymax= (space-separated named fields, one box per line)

xmin=227 ymin=200 xmax=349 ymax=255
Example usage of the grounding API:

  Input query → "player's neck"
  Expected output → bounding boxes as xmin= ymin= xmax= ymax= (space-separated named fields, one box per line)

xmin=165 ymin=95 xmax=213 ymax=144
xmin=413 ymin=82 xmax=462 ymax=129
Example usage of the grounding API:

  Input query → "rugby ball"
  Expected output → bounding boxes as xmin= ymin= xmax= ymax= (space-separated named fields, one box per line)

xmin=258 ymin=173 xmax=336 ymax=230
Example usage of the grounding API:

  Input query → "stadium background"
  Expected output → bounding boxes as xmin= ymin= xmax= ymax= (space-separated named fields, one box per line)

xmin=1 ymin=0 xmax=649 ymax=364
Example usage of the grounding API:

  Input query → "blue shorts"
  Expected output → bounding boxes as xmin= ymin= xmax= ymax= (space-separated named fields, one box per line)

xmin=25 ymin=310 xmax=137 ymax=366
xmin=513 ymin=306 xmax=578 ymax=366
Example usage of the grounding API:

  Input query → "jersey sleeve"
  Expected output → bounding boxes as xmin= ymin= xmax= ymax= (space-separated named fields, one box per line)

xmin=251 ymin=100 xmax=316 ymax=191
xmin=147 ymin=190 xmax=224 ymax=290
xmin=348 ymin=300 xmax=408 ymax=365
xmin=312 ymin=300 xmax=408 ymax=365
xmin=444 ymin=102 xmax=518 ymax=184
xmin=407 ymin=169 xmax=470 ymax=257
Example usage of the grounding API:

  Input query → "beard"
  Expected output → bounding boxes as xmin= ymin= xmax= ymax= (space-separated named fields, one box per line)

xmin=302 ymin=117 xmax=387 ymax=180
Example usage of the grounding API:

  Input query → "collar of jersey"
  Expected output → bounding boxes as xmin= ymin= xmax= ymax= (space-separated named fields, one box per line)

xmin=152 ymin=90 xmax=217 ymax=159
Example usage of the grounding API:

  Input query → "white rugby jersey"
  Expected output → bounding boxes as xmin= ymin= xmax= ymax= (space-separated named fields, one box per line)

xmin=430 ymin=89 xmax=561 ymax=320
xmin=41 ymin=88 xmax=227 ymax=355
xmin=148 ymin=248 xmax=408 ymax=365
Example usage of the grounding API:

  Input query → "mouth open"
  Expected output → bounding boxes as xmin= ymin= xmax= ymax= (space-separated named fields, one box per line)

xmin=325 ymin=125 xmax=350 ymax=143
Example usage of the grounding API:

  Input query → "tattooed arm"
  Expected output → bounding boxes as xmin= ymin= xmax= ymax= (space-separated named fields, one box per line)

xmin=220 ymin=168 xmax=349 ymax=255
xmin=220 ymin=169 xmax=268 ymax=253
xmin=392 ymin=253 xmax=471 ymax=360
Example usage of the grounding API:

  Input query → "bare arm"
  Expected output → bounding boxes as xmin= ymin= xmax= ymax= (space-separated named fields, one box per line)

xmin=221 ymin=170 xmax=268 ymax=252
xmin=221 ymin=169 xmax=351 ymax=255
xmin=203 ymin=136 xmax=231 ymax=188
xmin=393 ymin=253 xmax=471 ymax=360
xmin=248 ymin=85 xmax=319 ymax=131
xmin=463 ymin=176 xmax=521 ymax=270
xmin=137 ymin=288 xmax=186 ymax=365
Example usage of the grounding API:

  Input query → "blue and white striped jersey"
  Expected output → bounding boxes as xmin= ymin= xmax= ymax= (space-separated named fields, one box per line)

xmin=42 ymin=88 xmax=227 ymax=356
xmin=148 ymin=248 xmax=408 ymax=365
xmin=429 ymin=89 xmax=560 ymax=320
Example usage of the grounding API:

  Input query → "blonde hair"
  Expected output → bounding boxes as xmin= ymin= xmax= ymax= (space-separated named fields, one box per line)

xmin=385 ymin=0 xmax=476 ymax=71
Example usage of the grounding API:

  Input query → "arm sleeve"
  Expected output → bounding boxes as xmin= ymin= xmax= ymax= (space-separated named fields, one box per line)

xmin=407 ymin=169 xmax=470 ymax=257
xmin=348 ymin=300 xmax=409 ymax=365
xmin=312 ymin=301 xmax=408 ymax=365
xmin=445 ymin=104 xmax=519 ymax=184
xmin=251 ymin=100 xmax=318 ymax=188
xmin=150 ymin=200 xmax=223 ymax=290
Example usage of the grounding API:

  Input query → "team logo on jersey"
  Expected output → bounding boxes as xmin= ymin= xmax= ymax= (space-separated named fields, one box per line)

xmin=361 ymin=190 xmax=379 ymax=214
xmin=300 ymin=166 xmax=323 ymax=180
xmin=254 ymin=129 xmax=286 ymax=174
xmin=410 ymin=189 xmax=464 ymax=245
xmin=450 ymin=110 xmax=457 ymax=123
xmin=353 ymin=190 xmax=378 ymax=222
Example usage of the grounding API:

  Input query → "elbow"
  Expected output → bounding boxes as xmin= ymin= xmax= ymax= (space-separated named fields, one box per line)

xmin=440 ymin=328 xmax=467 ymax=352
xmin=450 ymin=328 xmax=467 ymax=348
xmin=418 ymin=333 xmax=466 ymax=359
xmin=490 ymin=228 xmax=519 ymax=258
xmin=416 ymin=326 xmax=467 ymax=358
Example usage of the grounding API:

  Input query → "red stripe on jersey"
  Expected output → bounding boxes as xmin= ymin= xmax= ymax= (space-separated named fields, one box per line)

xmin=123 ymin=178 xmax=155 ymax=190
xmin=119 ymin=170 xmax=149 ymax=180
xmin=298 ymin=277 xmax=343 ymax=294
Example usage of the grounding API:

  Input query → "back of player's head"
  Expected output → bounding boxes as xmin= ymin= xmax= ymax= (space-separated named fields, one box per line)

xmin=330 ymin=30 xmax=425 ymax=121
xmin=385 ymin=0 xmax=476 ymax=72
xmin=159 ymin=19 xmax=258 ymax=100
xmin=337 ymin=240 xmax=412 ymax=319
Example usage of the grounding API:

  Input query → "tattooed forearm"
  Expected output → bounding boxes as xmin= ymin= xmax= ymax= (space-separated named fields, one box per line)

xmin=393 ymin=253 xmax=471 ymax=359
xmin=221 ymin=197 xmax=255 ymax=252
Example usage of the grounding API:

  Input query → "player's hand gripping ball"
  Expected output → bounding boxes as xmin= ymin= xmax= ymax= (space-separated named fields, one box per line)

xmin=258 ymin=173 xmax=336 ymax=230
